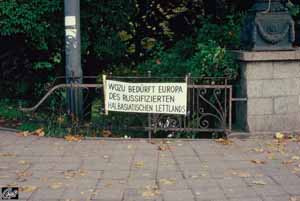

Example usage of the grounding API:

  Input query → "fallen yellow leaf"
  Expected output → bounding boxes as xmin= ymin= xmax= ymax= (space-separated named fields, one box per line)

xmin=267 ymin=154 xmax=277 ymax=160
xmin=135 ymin=161 xmax=145 ymax=168
xmin=0 ymin=153 xmax=16 ymax=157
xmin=159 ymin=178 xmax=176 ymax=185
xmin=32 ymin=128 xmax=45 ymax=137
xmin=190 ymin=175 xmax=199 ymax=179
xmin=7 ymin=183 xmax=17 ymax=188
xmin=18 ymin=160 xmax=30 ymax=165
xmin=215 ymin=138 xmax=233 ymax=145
xmin=63 ymin=169 xmax=87 ymax=179
xmin=292 ymin=167 xmax=300 ymax=173
xmin=19 ymin=131 xmax=30 ymax=137
xmin=16 ymin=171 xmax=32 ymax=178
xmin=142 ymin=185 xmax=160 ymax=197
xmin=64 ymin=135 xmax=82 ymax=142
xmin=119 ymin=180 xmax=126 ymax=184
xmin=282 ymin=160 xmax=294 ymax=165
xmin=292 ymin=156 xmax=300 ymax=160
xmin=200 ymin=172 xmax=208 ymax=177
xmin=237 ymin=172 xmax=251 ymax=178
xmin=104 ymin=183 xmax=113 ymax=188
xmin=20 ymin=185 xmax=38 ymax=192
xmin=78 ymin=169 xmax=87 ymax=176
xmin=158 ymin=145 xmax=168 ymax=151
xmin=253 ymin=148 xmax=264 ymax=153
xmin=275 ymin=132 xmax=284 ymax=140
xmin=142 ymin=190 xmax=156 ymax=197
xmin=49 ymin=182 xmax=63 ymax=189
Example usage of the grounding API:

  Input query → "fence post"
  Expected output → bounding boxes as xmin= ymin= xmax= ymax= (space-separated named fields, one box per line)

xmin=147 ymin=71 xmax=152 ymax=142
xmin=184 ymin=73 xmax=191 ymax=129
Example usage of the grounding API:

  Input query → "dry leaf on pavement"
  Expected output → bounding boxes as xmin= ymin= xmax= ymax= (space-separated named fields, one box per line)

xmin=282 ymin=160 xmax=294 ymax=165
xmin=64 ymin=135 xmax=82 ymax=142
xmin=19 ymin=128 xmax=45 ymax=137
xmin=142 ymin=185 xmax=160 ymax=197
xmin=292 ymin=156 xmax=300 ymax=160
xmin=253 ymin=148 xmax=264 ymax=153
xmin=275 ymin=132 xmax=285 ymax=140
xmin=20 ymin=185 xmax=38 ymax=192
xmin=251 ymin=160 xmax=266 ymax=164
xmin=215 ymin=138 xmax=233 ymax=145
xmin=63 ymin=169 xmax=86 ymax=179
xmin=104 ymin=183 xmax=113 ymax=188
xmin=159 ymin=178 xmax=176 ymax=185
xmin=135 ymin=161 xmax=145 ymax=168
xmin=19 ymin=131 xmax=30 ymax=137
xmin=32 ymin=128 xmax=45 ymax=137
xmin=252 ymin=180 xmax=267 ymax=185
xmin=231 ymin=171 xmax=251 ymax=178
xmin=158 ymin=145 xmax=169 ymax=151
xmin=0 ymin=153 xmax=16 ymax=157
xmin=16 ymin=171 xmax=32 ymax=178
xmin=18 ymin=160 xmax=30 ymax=165
xmin=267 ymin=154 xmax=277 ymax=160
xmin=292 ymin=167 xmax=300 ymax=173
xmin=102 ymin=130 xmax=112 ymax=137
xmin=49 ymin=182 xmax=63 ymax=189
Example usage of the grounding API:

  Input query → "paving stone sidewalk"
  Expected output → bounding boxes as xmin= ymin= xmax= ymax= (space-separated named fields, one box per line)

xmin=0 ymin=131 xmax=300 ymax=201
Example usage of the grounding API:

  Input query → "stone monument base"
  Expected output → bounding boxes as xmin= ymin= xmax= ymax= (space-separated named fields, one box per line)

xmin=233 ymin=50 xmax=300 ymax=134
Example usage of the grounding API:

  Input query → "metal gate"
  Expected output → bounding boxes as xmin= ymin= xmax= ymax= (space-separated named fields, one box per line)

xmin=20 ymin=75 xmax=233 ymax=139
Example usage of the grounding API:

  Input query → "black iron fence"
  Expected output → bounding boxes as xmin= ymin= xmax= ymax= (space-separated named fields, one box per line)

xmin=20 ymin=75 xmax=233 ymax=139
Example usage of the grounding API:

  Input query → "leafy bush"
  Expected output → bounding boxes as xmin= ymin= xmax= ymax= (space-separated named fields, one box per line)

xmin=287 ymin=1 xmax=300 ymax=17
xmin=138 ymin=15 xmax=242 ymax=79
xmin=0 ymin=99 xmax=23 ymax=120
xmin=188 ymin=40 xmax=238 ymax=78
xmin=196 ymin=15 xmax=242 ymax=49
xmin=137 ymin=38 xmax=194 ymax=77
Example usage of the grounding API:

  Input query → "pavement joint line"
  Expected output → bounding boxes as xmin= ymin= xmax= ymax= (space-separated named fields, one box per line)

xmin=167 ymin=141 xmax=197 ymax=201
xmin=123 ymin=141 xmax=138 ymax=201
xmin=185 ymin=141 xmax=203 ymax=201
xmin=155 ymin=144 xmax=161 ymax=194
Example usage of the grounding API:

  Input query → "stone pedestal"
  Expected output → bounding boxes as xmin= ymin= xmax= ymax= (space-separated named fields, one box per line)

xmin=241 ymin=0 xmax=295 ymax=51
xmin=233 ymin=50 xmax=300 ymax=134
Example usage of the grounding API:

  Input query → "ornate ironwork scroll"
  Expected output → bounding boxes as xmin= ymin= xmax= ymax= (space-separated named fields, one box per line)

xmin=150 ymin=84 xmax=232 ymax=134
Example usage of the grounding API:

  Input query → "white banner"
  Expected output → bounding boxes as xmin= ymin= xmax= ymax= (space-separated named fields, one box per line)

xmin=103 ymin=79 xmax=187 ymax=115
